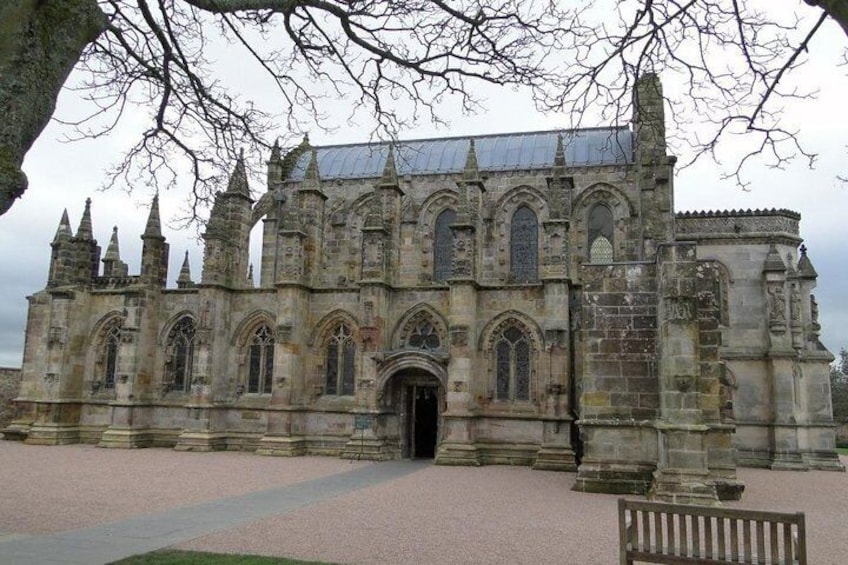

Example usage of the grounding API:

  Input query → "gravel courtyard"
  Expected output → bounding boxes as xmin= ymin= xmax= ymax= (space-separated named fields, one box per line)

xmin=0 ymin=442 xmax=846 ymax=564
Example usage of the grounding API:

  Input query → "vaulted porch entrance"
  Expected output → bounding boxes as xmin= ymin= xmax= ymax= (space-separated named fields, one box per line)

xmin=384 ymin=369 xmax=444 ymax=459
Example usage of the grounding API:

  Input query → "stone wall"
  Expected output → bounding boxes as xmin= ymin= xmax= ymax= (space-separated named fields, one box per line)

xmin=0 ymin=367 xmax=22 ymax=430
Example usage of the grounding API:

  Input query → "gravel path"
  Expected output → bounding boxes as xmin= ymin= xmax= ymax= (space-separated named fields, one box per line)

xmin=1 ymin=441 xmax=846 ymax=564
xmin=0 ymin=442 xmax=367 ymax=535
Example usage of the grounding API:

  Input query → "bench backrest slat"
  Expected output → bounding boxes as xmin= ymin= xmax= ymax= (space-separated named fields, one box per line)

xmin=619 ymin=499 xmax=806 ymax=565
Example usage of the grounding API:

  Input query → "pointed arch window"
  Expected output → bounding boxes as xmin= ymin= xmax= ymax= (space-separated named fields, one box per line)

xmin=434 ymin=209 xmax=456 ymax=282
xmin=588 ymin=204 xmax=614 ymax=263
xmin=326 ymin=324 xmax=356 ymax=396
xmin=248 ymin=324 xmax=274 ymax=394
xmin=101 ymin=324 xmax=121 ymax=389
xmin=165 ymin=317 xmax=196 ymax=392
xmin=495 ymin=324 xmax=531 ymax=401
xmin=510 ymin=206 xmax=538 ymax=282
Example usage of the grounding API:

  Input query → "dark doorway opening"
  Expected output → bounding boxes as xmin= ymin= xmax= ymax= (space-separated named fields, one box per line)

xmin=407 ymin=384 xmax=438 ymax=458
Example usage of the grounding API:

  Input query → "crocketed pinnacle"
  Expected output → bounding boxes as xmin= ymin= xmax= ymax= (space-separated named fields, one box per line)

xmin=53 ymin=209 xmax=72 ymax=242
xmin=553 ymin=133 xmax=566 ymax=173
xmin=226 ymin=150 xmax=250 ymax=197
xmin=763 ymin=243 xmax=786 ymax=273
xmin=75 ymin=198 xmax=93 ymax=240
xmin=461 ymin=139 xmax=481 ymax=183
xmin=269 ymin=139 xmax=282 ymax=162
xmin=177 ymin=251 xmax=193 ymax=286
xmin=379 ymin=146 xmax=399 ymax=187
xmin=796 ymin=244 xmax=818 ymax=279
xmin=104 ymin=226 xmax=121 ymax=262
xmin=144 ymin=193 xmax=162 ymax=237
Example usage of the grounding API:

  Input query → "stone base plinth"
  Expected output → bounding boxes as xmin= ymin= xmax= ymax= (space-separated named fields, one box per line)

xmin=256 ymin=435 xmax=307 ymax=457
xmin=533 ymin=445 xmax=578 ymax=472
xmin=573 ymin=459 xmax=655 ymax=495
xmin=803 ymin=451 xmax=845 ymax=472
xmin=98 ymin=427 xmax=151 ymax=448
xmin=650 ymin=469 xmax=720 ymax=506
xmin=174 ymin=431 xmax=227 ymax=452
xmin=24 ymin=423 xmax=79 ymax=445
xmin=435 ymin=442 xmax=481 ymax=466
xmin=340 ymin=434 xmax=395 ymax=461
xmin=1 ymin=420 xmax=32 ymax=441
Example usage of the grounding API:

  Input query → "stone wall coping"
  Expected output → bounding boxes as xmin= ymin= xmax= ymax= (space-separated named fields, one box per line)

xmin=576 ymin=418 xmax=655 ymax=427
xmin=676 ymin=208 xmax=800 ymax=220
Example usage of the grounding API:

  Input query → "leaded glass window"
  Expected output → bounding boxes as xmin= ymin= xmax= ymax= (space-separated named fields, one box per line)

xmin=165 ymin=317 xmax=195 ymax=392
xmin=588 ymin=204 xmax=614 ymax=263
xmin=326 ymin=324 xmax=355 ymax=395
xmin=494 ymin=324 xmax=531 ymax=401
xmin=434 ymin=209 xmax=456 ymax=282
xmin=247 ymin=324 xmax=274 ymax=394
xmin=510 ymin=206 xmax=538 ymax=283
xmin=102 ymin=324 xmax=121 ymax=389
xmin=407 ymin=320 xmax=441 ymax=351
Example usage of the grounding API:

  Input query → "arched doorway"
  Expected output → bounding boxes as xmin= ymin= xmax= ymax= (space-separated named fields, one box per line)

xmin=386 ymin=370 xmax=443 ymax=459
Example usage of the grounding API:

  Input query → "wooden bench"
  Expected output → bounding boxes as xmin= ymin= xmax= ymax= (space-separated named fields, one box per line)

xmin=618 ymin=498 xmax=806 ymax=565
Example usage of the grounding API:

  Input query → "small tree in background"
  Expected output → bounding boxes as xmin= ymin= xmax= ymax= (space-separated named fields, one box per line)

xmin=830 ymin=348 xmax=848 ymax=428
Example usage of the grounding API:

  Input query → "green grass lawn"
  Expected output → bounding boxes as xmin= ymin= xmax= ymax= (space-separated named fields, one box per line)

xmin=111 ymin=550 xmax=336 ymax=565
xmin=837 ymin=446 xmax=848 ymax=456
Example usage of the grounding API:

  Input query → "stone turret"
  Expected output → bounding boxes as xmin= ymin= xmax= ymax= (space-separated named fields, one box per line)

xmin=140 ymin=194 xmax=169 ymax=287
xmin=102 ymin=226 xmax=128 ymax=277
xmin=202 ymin=153 xmax=254 ymax=287
xmin=633 ymin=73 xmax=675 ymax=257
xmin=47 ymin=209 xmax=74 ymax=287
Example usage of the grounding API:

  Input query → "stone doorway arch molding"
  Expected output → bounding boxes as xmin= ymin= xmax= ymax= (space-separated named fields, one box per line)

xmin=340 ymin=350 xmax=449 ymax=462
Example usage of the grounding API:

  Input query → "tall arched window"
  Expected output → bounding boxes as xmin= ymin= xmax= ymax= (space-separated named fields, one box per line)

xmin=510 ymin=206 xmax=538 ymax=282
xmin=326 ymin=324 xmax=356 ymax=395
xmin=102 ymin=324 xmax=121 ymax=389
xmin=434 ymin=209 xmax=456 ymax=282
xmin=588 ymin=204 xmax=614 ymax=263
xmin=495 ymin=324 xmax=531 ymax=401
xmin=165 ymin=317 xmax=196 ymax=392
xmin=248 ymin=324 xmax=274 ymax=394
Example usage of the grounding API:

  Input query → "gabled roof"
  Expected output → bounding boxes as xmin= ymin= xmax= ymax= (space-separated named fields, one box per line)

xmin=287 ymin=127 xmax=633 ymax=181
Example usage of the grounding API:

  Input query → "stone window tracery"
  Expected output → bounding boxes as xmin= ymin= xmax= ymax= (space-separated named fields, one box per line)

xmin=510 ymin=206 xmax=538 ymax=282
xmin=434 ymin=209 xmax=456 ymax=282
xmin=494 ymin=324 xmax=532 ymax=401
xmin=247 ymin=324 xmax=274 ymax=394
xmin=407 ymin=320 xmax=442 ymax=351
xmin=165 ymin=317 xmax=195 ymax=392
xmin=588 ymin=204 xmax=614 ymax=263
xmin=101 ymin=324 xmax=121 ymax=389
xmin=326 ymin=324 xmax=355 ymax=395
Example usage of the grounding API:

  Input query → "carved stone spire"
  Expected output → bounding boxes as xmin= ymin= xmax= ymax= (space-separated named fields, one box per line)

xmin=300 ymin=148 xmax=321 ymax=192
xmin=461 ymin=139 xmax=482 ymax=185
xmin=378 ymin=146 xmax=400 ymax=189
xmin=553 ymin=133 xmax=566 ymax=175
xmin=177 ymin=251 xmax=195 ymax=289
xmin=104 ymin=226 xmax=121 ymax=262
xmin=763 ymin=244 xmax=786 ymax=272
xmin=226 ymin=149 xmax=250 ymax=197
xmin=144 ymin=193 xmax=162 ymax=238
xmin=269 ymin=138 xmax=281 ymax=162
xmin=796 ymin=244 xmax=818 ymax=279
xmin=53 ymin=209 xmax=72 ymax=242
xmin=102 ymin=226 xmax=128 ymax=277
xmin=75 ymin=198 xmax=93 ymax=240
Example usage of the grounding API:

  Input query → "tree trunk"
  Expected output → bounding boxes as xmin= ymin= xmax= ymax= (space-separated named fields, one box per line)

xmin=0 ymin=0 xmax=104 ymax=216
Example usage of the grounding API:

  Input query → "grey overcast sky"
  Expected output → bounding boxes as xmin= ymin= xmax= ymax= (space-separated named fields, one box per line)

xmin=0 ymin=6 xmax=847 ymax=367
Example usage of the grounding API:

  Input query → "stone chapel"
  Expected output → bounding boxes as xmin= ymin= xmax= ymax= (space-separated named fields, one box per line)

xmin=4 ymin=75 xmax=843 ymax=504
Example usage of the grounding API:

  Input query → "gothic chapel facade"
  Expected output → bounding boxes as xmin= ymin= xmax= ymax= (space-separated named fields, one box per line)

xmin=6 ymin=75 xmax=843 ymax=504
